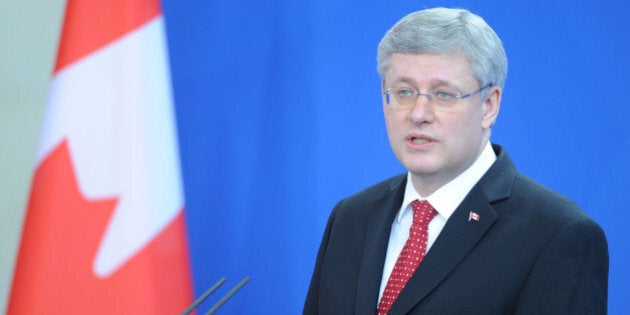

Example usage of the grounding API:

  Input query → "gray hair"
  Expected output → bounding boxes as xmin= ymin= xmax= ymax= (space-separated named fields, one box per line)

xmin=377 ymin=8 xmax=508 ymax=89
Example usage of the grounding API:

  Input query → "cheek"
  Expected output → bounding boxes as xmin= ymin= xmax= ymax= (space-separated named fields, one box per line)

xmin=383 ymin=111 xmax=401 ymax=134
xmin=456 ymin=108 xmax=484 ymax=131
xmin=444 ymin=113 xmax=483 ymax=143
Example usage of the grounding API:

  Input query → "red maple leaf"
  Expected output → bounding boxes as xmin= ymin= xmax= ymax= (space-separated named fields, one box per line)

xmin=8 ymin=140 xmax=193 ymax=314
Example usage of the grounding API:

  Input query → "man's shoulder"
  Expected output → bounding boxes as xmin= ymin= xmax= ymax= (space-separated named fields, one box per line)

xmin=333 ymin=173 xmax=406 ymax=210
xmin=486 ymin=144 xmax=592 ymax=225
xmin=506 ymin=172 xmax=593 ymax=227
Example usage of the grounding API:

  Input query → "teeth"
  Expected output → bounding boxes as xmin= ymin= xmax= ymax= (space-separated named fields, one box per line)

xmin=412 ymin=138 xmax=429 ymax=144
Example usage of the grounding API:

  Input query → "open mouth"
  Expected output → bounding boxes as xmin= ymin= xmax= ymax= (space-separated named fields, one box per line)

xmin=408 ymin=134 xmax=434 ymax=145
xmin=411 ymin=137 xmax=431 ymax=144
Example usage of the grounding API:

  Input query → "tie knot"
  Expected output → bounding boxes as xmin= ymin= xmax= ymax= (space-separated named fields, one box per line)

xmin=411 ymin=200 xmax=438 ymax=225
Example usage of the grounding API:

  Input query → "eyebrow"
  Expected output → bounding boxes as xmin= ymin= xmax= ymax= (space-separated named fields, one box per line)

xmin=386 ymin=77 xmax=462 ymax=90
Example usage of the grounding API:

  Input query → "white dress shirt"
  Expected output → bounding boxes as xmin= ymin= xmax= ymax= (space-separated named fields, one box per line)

xmin=378 ymin=142 xmax=497 ymax=301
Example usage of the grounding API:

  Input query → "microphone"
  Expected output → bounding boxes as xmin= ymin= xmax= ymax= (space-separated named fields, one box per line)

xmin=181 ymin=276 xmax=250 ymax=315
xmin=205 ymin=276 xmax=250 ymax=315
xmin=182 ymin=277 xmax=226 ymax=315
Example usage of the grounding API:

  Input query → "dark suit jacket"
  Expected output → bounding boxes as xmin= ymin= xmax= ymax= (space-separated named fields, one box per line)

xmin=304 ymin=145 xmax=608 ymax=314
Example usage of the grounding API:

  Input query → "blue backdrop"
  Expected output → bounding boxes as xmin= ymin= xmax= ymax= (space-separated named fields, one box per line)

xmin=161 ymin=0 xmax=629 ymax=313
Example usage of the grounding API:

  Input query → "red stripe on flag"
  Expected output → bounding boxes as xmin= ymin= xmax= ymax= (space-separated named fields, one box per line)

xmin=8 ymin=140 xmax=193 ymax=314
xmin=54 ymin=0 xmax=161 ymax=73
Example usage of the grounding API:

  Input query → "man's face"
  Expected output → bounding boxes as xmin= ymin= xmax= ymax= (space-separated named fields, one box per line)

xmin=382 ymin=53 xmax=501 ymax=195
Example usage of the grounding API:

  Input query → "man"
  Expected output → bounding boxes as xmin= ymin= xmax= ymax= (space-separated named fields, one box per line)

xmin=304 ymin=7 xmax=608 ymax=315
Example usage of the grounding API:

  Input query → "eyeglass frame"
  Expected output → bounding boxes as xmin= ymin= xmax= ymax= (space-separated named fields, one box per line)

xmin=383 ymin=83 xmax=493 ymax=110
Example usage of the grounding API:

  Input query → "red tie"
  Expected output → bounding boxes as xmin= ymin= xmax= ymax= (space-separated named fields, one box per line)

xmin=377 ymin=200 xmax=438 ymax=315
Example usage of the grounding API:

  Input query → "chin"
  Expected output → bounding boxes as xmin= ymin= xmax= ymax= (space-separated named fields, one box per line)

xmin=404 ymin=162 xmax=442 ymax=177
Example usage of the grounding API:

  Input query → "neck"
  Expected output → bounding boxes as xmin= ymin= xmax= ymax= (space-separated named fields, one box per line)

xmin=409 ymin=173 xmax=451 ymax=197
xmin=410 ymin=140 xmax=491 ymax=197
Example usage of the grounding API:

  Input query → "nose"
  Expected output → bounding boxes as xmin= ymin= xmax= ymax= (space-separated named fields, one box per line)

xmin=408 ymin=93 xmax=435 ymax=124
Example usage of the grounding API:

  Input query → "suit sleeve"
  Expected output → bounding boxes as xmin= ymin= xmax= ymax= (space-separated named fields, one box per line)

xmin=514 ymin=216 xmax=609 ymax=314
xmin=303 ymin=204 xmax=339 ymax=315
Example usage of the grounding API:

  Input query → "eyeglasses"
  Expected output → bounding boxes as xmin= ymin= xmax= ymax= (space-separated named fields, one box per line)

xmin=383 ymin=84 xmax=492 ymax=111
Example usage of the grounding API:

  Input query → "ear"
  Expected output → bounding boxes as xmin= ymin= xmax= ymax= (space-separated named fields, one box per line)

xmin=481 ymin=85 xmax=501 ymax=130
xmin=381 ymin=80 xmax=389 ymax=108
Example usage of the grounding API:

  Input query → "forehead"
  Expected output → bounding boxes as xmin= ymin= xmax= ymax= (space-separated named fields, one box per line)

xmin=385 ymin=53 xmax=475 ymax=87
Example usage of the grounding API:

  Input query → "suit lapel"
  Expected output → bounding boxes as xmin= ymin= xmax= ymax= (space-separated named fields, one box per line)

xmin=355 ymin=175 xmax=406 ymax=315
xmin=389 ymin=145 xmax=515 ymax=314
xmin=389 ymin=185 xmax=498 ymax=314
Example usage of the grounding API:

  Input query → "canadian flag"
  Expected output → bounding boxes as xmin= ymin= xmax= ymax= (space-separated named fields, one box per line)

xmin=7 ymin=0 xmax=194 ymax=314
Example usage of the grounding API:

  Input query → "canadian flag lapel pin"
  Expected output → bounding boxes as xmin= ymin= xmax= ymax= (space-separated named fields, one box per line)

xmin=468 ymin=211 xmax=480 ymax=222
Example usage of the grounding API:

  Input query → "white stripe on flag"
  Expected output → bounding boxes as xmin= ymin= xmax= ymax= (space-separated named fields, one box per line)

xmin=38 ymin=16 xmax=183 ymax=277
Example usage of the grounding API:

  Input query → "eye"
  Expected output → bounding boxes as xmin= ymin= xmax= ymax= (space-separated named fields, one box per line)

xmin=396 ymin=88 xmax=416 ymax=99
xmin=435 ymin=90 xmax=455 ymax=100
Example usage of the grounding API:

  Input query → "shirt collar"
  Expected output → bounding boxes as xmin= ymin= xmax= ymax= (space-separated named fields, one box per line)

xmin=396 ymin=141 xmax=497 ymax=223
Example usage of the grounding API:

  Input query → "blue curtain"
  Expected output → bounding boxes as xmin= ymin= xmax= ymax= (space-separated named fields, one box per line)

xmin=162 ymin=0 xmax=629 ymax=313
